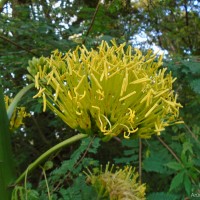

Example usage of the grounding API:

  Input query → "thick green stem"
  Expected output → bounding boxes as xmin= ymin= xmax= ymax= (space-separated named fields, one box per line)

xmin=0 ymin=83 xmax=39 ymax=199
xmin=0 ymin=87 xmax=15 ymax=200
xmin=15 ymin=133 xmax=88 ymax=184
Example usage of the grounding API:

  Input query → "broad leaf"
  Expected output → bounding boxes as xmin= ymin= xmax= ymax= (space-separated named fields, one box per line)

xmin=143 ymin=149 xmax=172 ymax=174
xmin=169 ymin=171 xmax=185 ymax=192
xmin=165 ymin=162 xmax=183 ymax=171
xmin=182 ymin=141 xmax=193 ymax=155
xmin=184 ymin=174 xmax=191 ymax=196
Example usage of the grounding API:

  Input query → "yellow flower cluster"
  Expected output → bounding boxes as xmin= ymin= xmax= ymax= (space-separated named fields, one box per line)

xmin=4 ymin=96 xmax=30 ymax=131
xmin=84 ymin=163 xmax=146 ymax=200
xmin=27 ymin=40 xmax=183 ymax=141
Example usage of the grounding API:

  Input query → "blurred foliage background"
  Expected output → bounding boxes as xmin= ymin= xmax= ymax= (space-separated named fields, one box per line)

xmin=0 ymin=0 xmax=200 ymax=199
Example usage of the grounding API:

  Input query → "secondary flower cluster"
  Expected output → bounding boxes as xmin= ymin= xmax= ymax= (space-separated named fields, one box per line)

xmin=27 ymin=40 xmax=183 ymax=141
xmin=84 ymin=163 xmax=146 ymax=200
xmin=4 ymin=96 xmax=30 ymax=131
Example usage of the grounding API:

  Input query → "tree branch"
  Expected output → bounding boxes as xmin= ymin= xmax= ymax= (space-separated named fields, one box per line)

xmin=157 ymin=136 xmax=182 ymax=164
xmin=138 ymin=138 xmax=142 ymax=184
xmin=157 ymin=136 xmax=199 ymax=184
xmin=82 ymin=0 xmax=101 ymax=44
xmin=184 ymin=124 xmax=200 ymax=145
xmin=0 ymin=35 xmax=38 ymax=56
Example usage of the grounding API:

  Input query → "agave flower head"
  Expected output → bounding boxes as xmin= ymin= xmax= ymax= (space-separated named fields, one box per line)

xmin=27 ymin=40 xmax=183 ymax=141
xmin=84 ymin=163 xmax=146 ymax=200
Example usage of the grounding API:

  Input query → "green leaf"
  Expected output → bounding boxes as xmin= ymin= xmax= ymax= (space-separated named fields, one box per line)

xmin=143 ymin=149 xmax=172 ymax=174
xmin=60 ymin=175 xmax=98 ymax=200
xmin=147 ymin=192 xmax=179 ymax=200
xmin=121 ymin=138 xmax=139 ymax=148
xmin=184 ymin=61 xmax=200 ymax=74
xmin=0 ymin=87 xmax=15 ymax=200
xmin=124 ymin=149 xmax=137 ymax=156
xmin=114 ymin=138 xmax=139 ymax=164
xmin=165 ymin=162 xmax=183 ymax=171
xmin=183 ymin=141 xmax=193 ymax=155
xmin=169 ymin=171 xmax=185 ymax=192
xmin=190 ymin=79 xmax=200 ymax=94
xmin=143 ymin=159 xmax=166 ymax=173
xmin=184 ymin=174 xmax=191 ymax=196
xmin=50 ymin=137 xmax=99 ymax=183
xmin=194 ymin=159 xmax=200 ymax=167
xmin=114 ymin=155 xmax=138 ymax=164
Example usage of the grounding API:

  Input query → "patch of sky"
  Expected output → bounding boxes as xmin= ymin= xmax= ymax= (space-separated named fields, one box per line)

xmin=130 ymin=31 xmax=168 ymax=56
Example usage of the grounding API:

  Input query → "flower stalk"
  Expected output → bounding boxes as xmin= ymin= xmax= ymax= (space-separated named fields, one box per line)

xmin=15 ymin=133 xmax=88 ymax=184
xmin=7 ymin=83 xmax=34 ymax=120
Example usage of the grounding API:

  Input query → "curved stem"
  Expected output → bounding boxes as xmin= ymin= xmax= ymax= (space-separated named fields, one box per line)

xmin=7 ymin=83 xmax=34 ymax=120
xmin=15 ymin=133 xmax=88 ymax=185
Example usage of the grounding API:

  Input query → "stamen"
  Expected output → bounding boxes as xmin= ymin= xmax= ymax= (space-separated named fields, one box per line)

xmin=154 ymin=89 xmax=169 ymax=98
xmin=124 ymin=132 xmax=130 ymax=139
xmin=54 ymin=84 xmax=60 ymax=101
xmin=33 ymin=88 xmax=46 ymax=98
xmin=47 ymin=71 xmax=54 ymax=85
xmin=119 ymin=91 xmax=136 ymax=101
xmin=67 ymin=59 xmax=73 ymax=75
xmin=68 ymin=91 xmax=73 ymax=100
xmin=76 ymin=110 xmax=82 ymax=115
xmin=75 ymin=75 xmax=86 ymax=91
xmin=80 ymin=91 xmax=86 ymax=100
xmin=43 ymin=93 xmax=47 ymax=112
xmin=120 ymin=75 xmax=128 ymax=96
xmin=101 ymin=114 xmax=112 ymax=131
xmin=145 ymin=100 xmax=160 ymax=118
xmin=35 ymin=72 xmax=40 ymax=89
xmin=91 ymin=73 xmax=102 ymax=89
xmin=130 ymin=77 xmax=150 ymax=84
